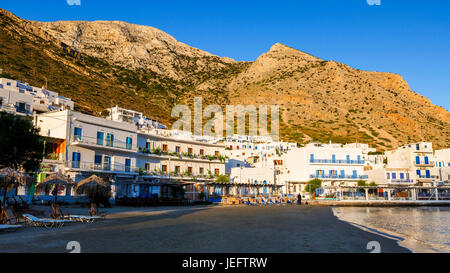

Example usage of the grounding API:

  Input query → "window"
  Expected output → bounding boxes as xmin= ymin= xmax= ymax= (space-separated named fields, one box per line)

xmin=416 ymin=170 xmax=421 ymax=177
xmin=200 ymin=149 xmax=205 ymax=156
xmin=340 ymin=170 xmax=345 ymax=177
xmin=162 ymin=165 xmax=167 ymax=173
xmin=214 ymin=168 xmax=220 ymax=175
xmin=400 ymin=173 xmax=404 ymax=179
xmin=176 ymin=146 xmax=181 ymax=154
xmin=386 ymin=172 xmax=390 ymax=179
xmin=310 ymin=154 xmax=314 ymax=162
xmin=175 ymin=166 xmax=181 ymax=174
xmin=126 ymin=137 xmax=133 ymax=150
xmin=357 ymin=155 xmax=361 ymax=163
xmin=352 ymin=170 xmax=357 ymax=178
xmin=145 ymin=142 xmax=151 ymax=149
xmin=392 ymin=173 xmax=396 ymax=179
xmin=188 ymin=148 xmax=193 ymax=154
xmin=145 ymin=163 xmax=150 ymax=172
xmin=332 ymin=155 xmax=336 ymax=162
xmin=416 ymin=156 xmax=420 ymax=164
xmin=163 ymin=144 xmax=168 ymax=152
xmin=215 ymin=151 xmax=220 ymax=156
xmin=346 ymin=155 xmax=350 ymax=162
xmin=424 ymin=156 xmax=429 ymax=164
xmin=416 ymin=144 xmax=420 ymax=150
xmin=199 ymin=167 xmax=204 ymax=174
xmin=74 ymin=127 xmax=82 ymax=141
xmin=72 ymin=152 xmax=81 ymax=168
xmin=106 ymin=133 xmax=114 ymax=147
xmin=188 ymin=167 xmax=193 ymax=174
xmin=96 ymin=132 xmax=104 ymax=145
xmin=425 ymin=170 xmax=431 ymax=178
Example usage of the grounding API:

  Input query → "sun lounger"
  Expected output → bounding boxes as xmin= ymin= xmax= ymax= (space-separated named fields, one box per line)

xmin=22 ymin=214 xmax=72 ymax=228
xmin=63 ymin=215 xmax=103 ymax=223
xmin=0 ymin=224 xmax=22 ymax=232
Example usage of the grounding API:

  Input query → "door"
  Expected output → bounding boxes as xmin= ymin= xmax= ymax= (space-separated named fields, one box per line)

xmin=103 ymin=156 xmax=111 ymax=171
xmin=72 ymin=152 xmax=81 ymax=168
xmin=125 ymin=158 xmax=131 ymax=172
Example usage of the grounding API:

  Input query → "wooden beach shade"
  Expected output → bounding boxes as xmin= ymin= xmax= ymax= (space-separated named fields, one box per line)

xmin=75 ymin=175 xmax=110 ymax=216
xmin=36 ymin=171 xmax=74 ymax=219
xmin=0 ymin=167 xmax=28 ymax=224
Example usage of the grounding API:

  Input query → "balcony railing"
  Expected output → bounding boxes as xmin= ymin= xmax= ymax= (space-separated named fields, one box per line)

xmin=66 ymin=161 xmax=138 ymax=173
xmin=309 ymin=174 xmax=368 ymax=180
xmin=309 ymin=159 xmax=365 ymax=165
xmin=414 ymin=161 xmax=435 ymax=166
xmin=389 ymin=179 xmax=415 ymax=184
xmin=72 ymin=135 xmax=137 ymax=152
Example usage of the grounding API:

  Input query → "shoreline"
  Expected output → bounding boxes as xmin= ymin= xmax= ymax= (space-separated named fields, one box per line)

xmin=332 ymin=206 xmax=450 ymax=253
xmin=0 ymin=205 xmax=410 ymax=253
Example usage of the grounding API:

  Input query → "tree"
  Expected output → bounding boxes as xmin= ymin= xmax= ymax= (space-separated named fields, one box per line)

xmin=304 ymin=178 xmax=322 ymax=193
xmin=357 ymin=180 xmax=367 ymax=186
xmin=0 ymin=112 xmax=44 ymax=172
xmin=369 ymin=181 xmax=377 ymax=186
xmin=216 ymin=175 xmax=229 ymax=183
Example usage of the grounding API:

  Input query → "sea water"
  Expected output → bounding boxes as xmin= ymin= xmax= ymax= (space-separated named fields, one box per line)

xmin=332 ymin=206 xmax=450 ymax=253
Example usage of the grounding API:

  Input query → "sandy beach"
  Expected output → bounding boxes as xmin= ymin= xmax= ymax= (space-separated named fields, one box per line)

xmin=0 ymin=205 xmax=410 ymax=253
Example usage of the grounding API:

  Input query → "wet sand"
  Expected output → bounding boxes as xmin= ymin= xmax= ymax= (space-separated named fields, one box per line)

xmin=0 ymin=205 xmax=410 ymax=253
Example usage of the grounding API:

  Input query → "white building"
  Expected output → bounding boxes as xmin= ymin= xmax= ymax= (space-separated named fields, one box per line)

xmin=228 ymin=167 xmax=278 ymax=196
xmin=0 ymin=77 xmax=73 ymax=116
xmin=435 ymin=148 xmax=450 ymax=184
xmin=34 ymin=108 xmax=226 ymax=200
xmin=384 ymin=142 xmax=439 ymax=187
xmin=281 ymin=142 xmax=369 ymax=195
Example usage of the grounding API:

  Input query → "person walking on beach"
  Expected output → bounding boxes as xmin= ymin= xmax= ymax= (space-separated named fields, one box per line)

xmin=297 ymin=194 xmax=302 ymax=205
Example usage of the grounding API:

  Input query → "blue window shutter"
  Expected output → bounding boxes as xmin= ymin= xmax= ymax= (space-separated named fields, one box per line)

xmin=424 ymin=157 xmax=429 ymax=164
xmin=426 ymin=170 xmax=430 ymax=178
xmin=416 ymin=170 xmax=421 ymax=176
xmin=416 ymin=156 xmax=420 ymax=164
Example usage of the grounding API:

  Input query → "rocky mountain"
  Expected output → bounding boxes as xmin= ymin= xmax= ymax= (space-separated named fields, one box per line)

xmin=0 ymin=9 xmax=448 ymax=150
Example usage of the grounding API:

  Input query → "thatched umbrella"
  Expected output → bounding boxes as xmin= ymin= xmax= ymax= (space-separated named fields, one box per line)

xmin=75 ymin=175 xmax=111 ymax=216
xmin=0 ymin=167 xmax=28 ymax=224
xmin=36 ymin=171 xmax=74 ymax=219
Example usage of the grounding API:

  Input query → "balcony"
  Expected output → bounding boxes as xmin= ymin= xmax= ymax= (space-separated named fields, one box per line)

xmin=389 ymin=179 xmax=415 ymax=184
xmin=72 ymin=135 xmax=137 ymax=152
xmin=309 ymin=159 xmax=365 ymax=165
xmin=309 ymin=174 xmax=368 ymax=180
xmin=414 ymin=161 xmax=435 ymax=167
xmin=66 ymin=161 xmax=138 ymax=174
xmin=416 ymin=175 xmax=438 ymax=181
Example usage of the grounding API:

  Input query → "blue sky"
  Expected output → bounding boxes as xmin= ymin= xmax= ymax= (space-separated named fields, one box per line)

xmin=3 ymin=0 xmax=449 ymax=110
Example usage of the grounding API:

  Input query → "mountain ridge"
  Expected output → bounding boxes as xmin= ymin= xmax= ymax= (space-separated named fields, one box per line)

xmin=0 ymin=8 xmax=448 ymax=150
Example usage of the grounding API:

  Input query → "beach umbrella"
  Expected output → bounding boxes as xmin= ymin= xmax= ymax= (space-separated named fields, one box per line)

xmin=75 ymin=175 xmax=111 ymax=216
xmin=36 ymin=171 xmax=74 ymax=219
xmin=0 ymin=167 xmax=29 ymax=224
